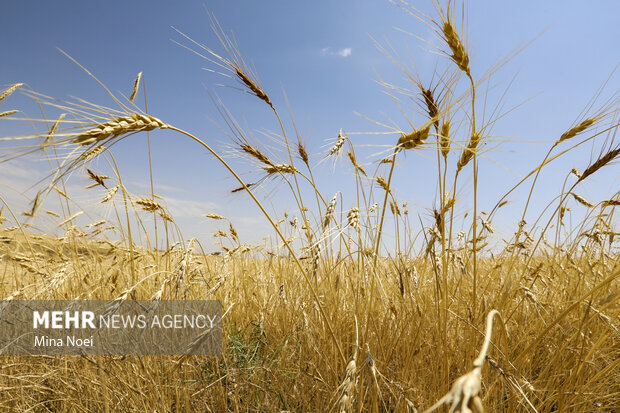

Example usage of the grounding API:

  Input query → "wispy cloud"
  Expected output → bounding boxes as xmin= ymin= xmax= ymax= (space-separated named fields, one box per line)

xmin=321 ymin=47 xmax=352 ymax=58
xmin=162 ymin=196 xmax=217 ymax=218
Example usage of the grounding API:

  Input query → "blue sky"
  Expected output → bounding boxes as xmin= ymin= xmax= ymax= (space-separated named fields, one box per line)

xmin=1 ymin=1 xmax=618 ymax=251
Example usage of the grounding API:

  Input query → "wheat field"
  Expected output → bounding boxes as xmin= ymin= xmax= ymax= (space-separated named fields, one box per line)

xmin=0 ymin=1 xmax=618 ymax=412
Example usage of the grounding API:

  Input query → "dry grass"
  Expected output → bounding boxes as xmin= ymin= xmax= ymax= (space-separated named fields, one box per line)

xmin=0 ymin=0 xmax=619 ymax=411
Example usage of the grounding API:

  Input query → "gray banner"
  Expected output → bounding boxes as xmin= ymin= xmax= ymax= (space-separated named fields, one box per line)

xmin=0 ymin=300 xmax=222 ymax=355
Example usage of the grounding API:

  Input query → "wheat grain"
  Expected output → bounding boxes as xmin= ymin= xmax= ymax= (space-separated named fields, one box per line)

xmin=376 ymin=176 xmax=390 ymax=192
xmin=22 ymin=189 xmax=43 ymax=218
xmin=43 ymin=113 xmax=66 ymax=148
xmin=335 ymin=347 xmax=358 ymax=413
xmin=347 ymin=207 xmax=360 ymax=230
xmin=323 ymin=194 xmax=338 ymax=230
xmin=264 ymin=164 xmax=296 ymax=174
xmin=422 ymin=88 xmax=440 ymax=129
xmin=73 ymin=113 xmax=166 ymax=146
xmin=556 ymin=118 xmax=596 ymax=146
xmin=398 ymin=125 xmax=430 ymax=150
xmin=234 ymin=68 xmax=272 ymax=108
xmin=390 ymin=200 xmax=401 ymax=216
xmin=602 ymin=199 xmax=619 ymax=207
xmin=578 ymin=147 xmax=620 ymax=183
xmin=58 ymin=211 xmax=84 ymax=227
xmin=330 ymin=129 xmax=346 ymax=156
xmin=297 ymin=141 xmax=309 ymax=165
xmin=86 ymin=168 xmax=110 ymax=188
xmin=100 ymin=185 xmax=119 ymax=203
xmin=571 ymin=193 xmax=594 ymax=208
xmin=442 ymin=21 xmax=470 ymax=74
xmin=440 ymin=121 xmax=451 ymax=158
xmin=0 ymin=83 xmax=23 ymax=102
xmin=135 ymin=198 xmax=163 ymax=212
xmin=347 ymin=151 xmax=367 ymax=176
xmin=0 ymin=110 xmax=18 ymax=118
xmin=457 ymin=132 xmax=481 ymax=172
xmin=129 ymin=72 xmax=143 ymax=102
xmin=481 ymin=219 xmax=494 ymax=234
xmin=159 ymin=210 xmax=174 ymax=222
xmin=240 ymin=143 xmax=274 ymax=167
xmin=85 ymin=220 xmax=107 ymax=228
xmin=79 ymin=145 xmax=106 ymax=161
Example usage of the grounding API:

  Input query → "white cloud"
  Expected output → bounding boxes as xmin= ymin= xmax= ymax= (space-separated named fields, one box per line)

xmin=337 ymin=48 xmax=352 ymax=57
xmin=161 ymin=196 xmax=217 ymax=218
xmin=321 ymin=47 xmax=352 ymax=58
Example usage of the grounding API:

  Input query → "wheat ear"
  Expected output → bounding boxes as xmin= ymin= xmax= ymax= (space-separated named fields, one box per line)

xmin=577 ymin=147 xmax=620 ymax=184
